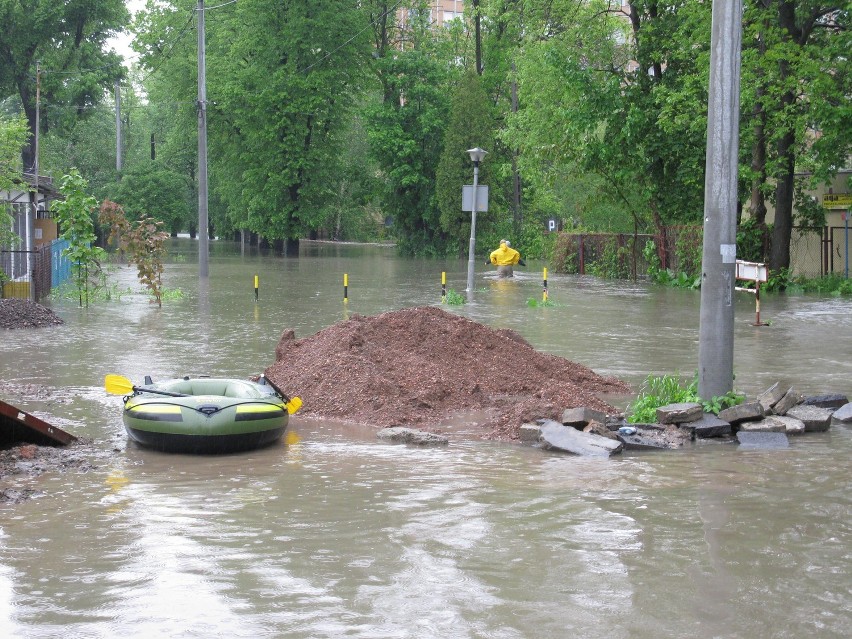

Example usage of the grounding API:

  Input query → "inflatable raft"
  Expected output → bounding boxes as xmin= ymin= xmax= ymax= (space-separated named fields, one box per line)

xmin=119 ymin=376 xmax=291 ymax=454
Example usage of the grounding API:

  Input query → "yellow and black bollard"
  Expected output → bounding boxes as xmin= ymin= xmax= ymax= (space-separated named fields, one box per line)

xmin=254 ymin=274 xmax=259 ymax=302
xmin=343 ymin=273 xmax=348 ymax=304
xmin=542 ymin=267 xmax=548 ymax=302
xmin=441 ymin=272 xmax=446 ymax=303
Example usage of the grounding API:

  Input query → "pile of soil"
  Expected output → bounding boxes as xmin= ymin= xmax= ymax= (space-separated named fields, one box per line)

xmin=265 ymin=306 xmax=631 ymax=440
xmin=0 ymin=299 xmax=64 ymax=329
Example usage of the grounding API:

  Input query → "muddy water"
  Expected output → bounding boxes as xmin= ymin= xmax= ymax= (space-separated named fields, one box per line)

xmin=1 ymin=240 xmax=850 ymax=638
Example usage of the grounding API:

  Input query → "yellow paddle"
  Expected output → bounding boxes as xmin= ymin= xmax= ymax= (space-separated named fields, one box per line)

xmin=258 ymin=374 xmax=303 ymax=414
xmin=104 ymin=374 xmax=187 ymax=397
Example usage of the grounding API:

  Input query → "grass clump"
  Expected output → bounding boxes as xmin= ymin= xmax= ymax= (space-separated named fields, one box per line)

xmin=627 ymin=373 xmax=745 ymax=423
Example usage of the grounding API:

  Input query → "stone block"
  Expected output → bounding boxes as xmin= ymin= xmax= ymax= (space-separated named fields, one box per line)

xmin=540 ymin=419 xmax=623 ymax=456
xmin=757 ymin=382 xmax=786 ymax=413
xmin=718 ymin=401 xmax=764 ymax=425
xmin=691 ymin=412 xmax=732 ymax=439
xmin=832 ymin=403 xmax=852 ymax=424
xmin=766 ymin=415 xmax=806 ymax=435
xmin=785 ymin=405 xmax=833 ymax=432
xmin=736 ymin=431 xmax=789 ymax=449
xmin=802 ymin=394 xmax=849 ymax=410
xmin=772 ymin=388 xmax=801 ymax=416
xmin=561 ymin=407 xmax=607 ymax=429
xmin=738 ymin=418 xmax=785 ymax=433
xmin=656 ymin=402 xmax=703 ymax=424
xmin=519 ymin=423 xmax=542 ymax=442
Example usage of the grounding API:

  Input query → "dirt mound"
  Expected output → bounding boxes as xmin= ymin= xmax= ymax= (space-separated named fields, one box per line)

xmin=265 ymin=306 xmax=630 ymax=440
xmin=0 ymin=299 xmax=64 ymax=329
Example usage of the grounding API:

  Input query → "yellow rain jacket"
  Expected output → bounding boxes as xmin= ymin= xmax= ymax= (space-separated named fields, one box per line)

xmin=489 ymin=241 xmax=521 ymax=266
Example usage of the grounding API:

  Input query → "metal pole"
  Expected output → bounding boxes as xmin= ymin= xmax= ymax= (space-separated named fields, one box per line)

xmin=845 ymin=212 xmax=849 ymax=278
xmin=466 ymin=161 xmax=479 ymax=293
xmin=698 ymin=0 xmax=742 ymax=401
xmin=28 ymin=62 xmax=41 ymax=301
xmin=197 ymin=0 xmax=209 ymax=279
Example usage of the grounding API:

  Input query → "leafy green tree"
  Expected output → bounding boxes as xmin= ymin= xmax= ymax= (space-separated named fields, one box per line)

xmin=435 ymin=71 xmax=496 ymax=255
xmin=365 ymin=5 xmax=455 ymax=256
xmin=104 ymin=162 xmax=192 ymax=235
xmin=0 ymin=0 xmax=129 ymax=170
xmin=52 ymin=169 xmax=106 ymax=306
xmin=739 ymin=1 xmax=850 ymax=274
xmin=0 ymin=113 xmax=28 ymax=249
xmin=207 ymin=0 xmax=369 ymax=243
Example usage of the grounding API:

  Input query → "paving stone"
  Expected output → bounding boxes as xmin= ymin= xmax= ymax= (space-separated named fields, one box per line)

xmin=736 ymin=431 xmax=789 ymax=449
xmin=832 ymin=403 xmax=852 ymax=424
xmin=656 ymin=402 xmax=703 ymax=424
xmin=561 ymin=407 xmax=607 ymax=429
xmin=757 ymin=383 xmax=786 ymax=413
xmin=802 ymin=394 xmax=848 ymax=410
xmin=688 ymin=413 xmax=732 ymax=438
xmin=718 ymin=401 xmax=764 ymax=424
xmin=540 ymin=419 xmax=623 ymax=456
xmin=785 ymin=405 xmax=833 ymax=432
xmin=772 ymin=388 xmax=801 ymax=416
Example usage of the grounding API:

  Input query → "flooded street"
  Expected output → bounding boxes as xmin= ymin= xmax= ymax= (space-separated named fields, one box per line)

xmin=1 ymin=240 xmax=850 ymax=638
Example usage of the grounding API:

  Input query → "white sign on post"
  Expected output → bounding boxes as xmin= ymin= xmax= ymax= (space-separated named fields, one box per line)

xmin=735 ymin=260 xmax=768 ymax=283
xmin=461 ymin=185 xmax=489 ymax=212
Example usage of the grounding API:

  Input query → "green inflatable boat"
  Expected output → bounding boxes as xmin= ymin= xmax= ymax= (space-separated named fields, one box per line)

xmin=109 ymin=375 xmax=298 ymax=454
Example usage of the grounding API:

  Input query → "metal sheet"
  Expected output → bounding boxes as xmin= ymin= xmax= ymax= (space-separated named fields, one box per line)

xmin=0 ymin=400 xmax=77 ymax=446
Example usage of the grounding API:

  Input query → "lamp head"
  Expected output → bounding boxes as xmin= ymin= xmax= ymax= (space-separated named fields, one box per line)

xmin=466 ymin=147 xmax=488 ymax=165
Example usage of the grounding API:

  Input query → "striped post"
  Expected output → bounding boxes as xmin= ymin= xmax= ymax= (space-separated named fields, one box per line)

xmin=542 ymin=267 xmax=548 ymax=302
xmin=254 ymin=274 xmax=259 ymax=302
xmin=343 ymin=273 xmax=348 ymax=304
xmin=441 ymin=271 xmax=446 ymax=303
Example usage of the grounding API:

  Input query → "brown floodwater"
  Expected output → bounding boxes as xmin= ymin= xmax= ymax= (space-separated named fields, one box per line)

xmin=1 ymin=239 xmax=849 ymax=638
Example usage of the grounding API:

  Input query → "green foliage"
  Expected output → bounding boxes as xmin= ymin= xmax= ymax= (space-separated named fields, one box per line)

xmin=526 ymin=297 xmax=557 ymax=308
xmin=586 ymin=237 xmax=632 ymax=280
xmin=49 ymin=279 xmax=131 ymax=303
xmin=52 ymin=170 xmax=106 ymax=307
xmin=736 ymin=217 xmax=770 ymax=263
xmin=444 ymin=288 xmax=465 ymax=305
xmin=104 ymin=163 xmax=192 ymax=234
xmin=366 ymin=43 xmax=453 ymax=256
xmin=777 ymin=273 xmax=852 ymax=296
xmin=435 ymin=71 xmax=497 ymax=255
xmin=627 ymin=373 xmax=744 ymax=423
xmin=0 ymin=114 xmax=28 ymax=255
xmin=0 ymin=0 xmax=129 ymax=169
xmin=642 ymin=240 xmax=700 ymax=289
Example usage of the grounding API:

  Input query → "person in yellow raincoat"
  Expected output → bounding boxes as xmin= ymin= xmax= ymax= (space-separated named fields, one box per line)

xmin=486 ymin=240 xmax=525 ymax=278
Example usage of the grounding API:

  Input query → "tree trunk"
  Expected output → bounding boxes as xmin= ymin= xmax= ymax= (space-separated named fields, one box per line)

xmin=473 ymin=0 xmax=482 ymax=75
xmin=769 ymin=125 xmax=795 ymax=274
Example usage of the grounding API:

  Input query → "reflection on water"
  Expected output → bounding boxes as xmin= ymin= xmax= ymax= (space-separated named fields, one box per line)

xmin=1 ymin=239 xmax=850 ymax=638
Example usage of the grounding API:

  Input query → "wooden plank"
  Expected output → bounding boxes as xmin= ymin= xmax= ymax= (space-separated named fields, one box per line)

xmin=0 ymin=400 xmax=77 ymax=446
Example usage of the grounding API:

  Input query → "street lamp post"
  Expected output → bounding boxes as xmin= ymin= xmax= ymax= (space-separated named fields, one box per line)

xmin=466 ymin=147 xmax=487 ymax=293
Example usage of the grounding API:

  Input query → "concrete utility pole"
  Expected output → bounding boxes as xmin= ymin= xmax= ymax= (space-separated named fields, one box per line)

xmin=698 ymin=0 xmax=743 ymax=400
xmin=197 ymin=0 xmax=209 ymax=278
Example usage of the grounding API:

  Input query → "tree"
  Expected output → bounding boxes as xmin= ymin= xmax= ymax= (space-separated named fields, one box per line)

xmin=104 ymin=162 xmax=192 ymax=235
xmin=52 ymin=169 xmax=105 ymax=306
xmin=435 ymin=71 xmax=496 ymax=254
xmin=365 ymin=5 xmax=455 ymax=255
xmin=0 ymin=113 xmax=28 ymax=249
xmin=740 ymin=1 xmax=850 ymax=274
xmin=0 ymin=0 xmax=129 ymax=171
